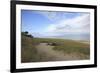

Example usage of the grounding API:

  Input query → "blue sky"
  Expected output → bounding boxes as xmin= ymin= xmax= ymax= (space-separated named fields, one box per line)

xmin=21 ymin=10 xmax=90 ymax=39
xmin=21 ymin=10 xmax=51 ymax=33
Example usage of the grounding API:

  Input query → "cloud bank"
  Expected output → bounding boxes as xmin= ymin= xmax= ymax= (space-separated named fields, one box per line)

xmin=31 ymin=11 xmax=90 ymax=40
xmin=44 ymin=13 xmax=90 ymax=36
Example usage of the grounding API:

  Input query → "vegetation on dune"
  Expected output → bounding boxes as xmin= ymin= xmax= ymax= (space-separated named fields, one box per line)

xmin=34 ymin=38 xmax=90 ymax=59
xmin=21 ymin=32 xmax=59 ymax=62
xmin=21 ymin=32 xmax=44 ymax=62
xmin=22 ymin=31 xmax=34 ymax=38
xmin=21 ymin=35 xmax=37 ymax=62
xmin=52 ymin=40 xmax=90 ymax=55
xmin=21 ymin=32 xmax=90 ymax=62
xmin=53 ymin=45 xmax=90 ymax=59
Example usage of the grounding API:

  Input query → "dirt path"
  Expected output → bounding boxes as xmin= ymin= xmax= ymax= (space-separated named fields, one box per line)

xmin=36 ymin=43 xmax=81 ymax=61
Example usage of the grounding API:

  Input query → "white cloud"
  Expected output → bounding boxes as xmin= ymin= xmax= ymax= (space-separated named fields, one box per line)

xmin=36 ymin=11 xmax=59 ymax=21
xmin=45 ymin=13 xmax=90 ymax=36
xmin=35 ymin=11 xmax=80 ymax=22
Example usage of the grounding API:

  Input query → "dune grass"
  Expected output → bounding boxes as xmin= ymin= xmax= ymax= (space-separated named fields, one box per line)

xmin=35 ymin=38 xmax=90 ymax=59
xmin=21 ymin=34 xmax=90 ymax=63
xmin=21 ymin=35 xmax=43 ymax=63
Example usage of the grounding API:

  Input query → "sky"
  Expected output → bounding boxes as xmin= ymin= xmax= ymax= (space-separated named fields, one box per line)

xmin=21 ymin=10 xmax=90 ymax=40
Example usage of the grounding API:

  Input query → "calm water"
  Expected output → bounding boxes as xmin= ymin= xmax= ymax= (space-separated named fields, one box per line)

xmin=42 ymin=34 xmax=90 ymax=41
xmin=34 ymin=33 xmax=90 ymax=41
xmin=59 ymin=34 xmax=90 ymax=41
